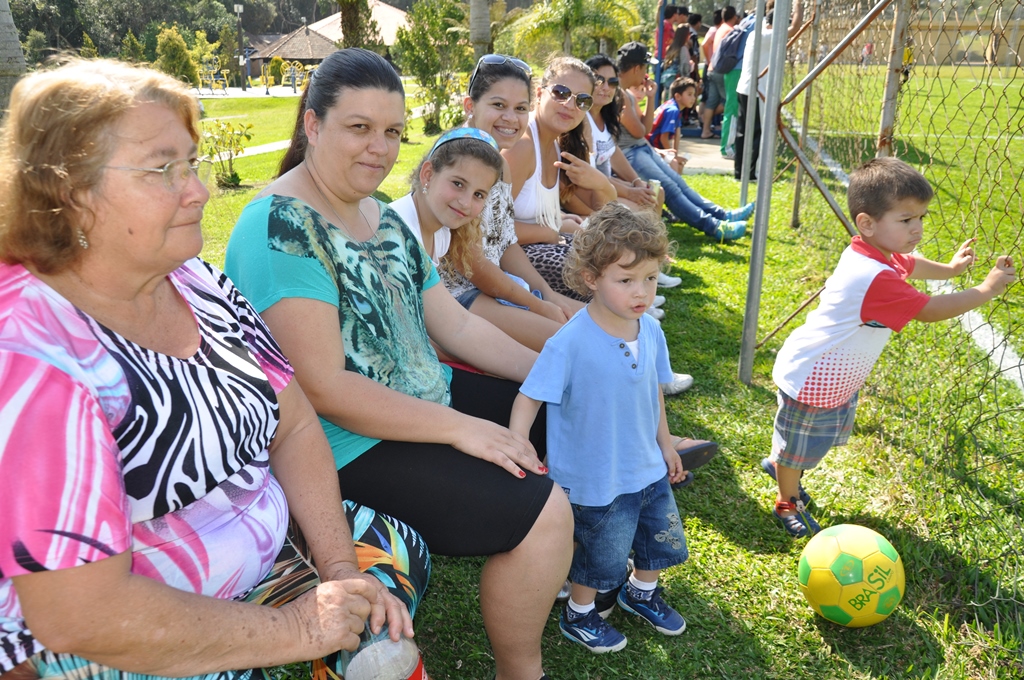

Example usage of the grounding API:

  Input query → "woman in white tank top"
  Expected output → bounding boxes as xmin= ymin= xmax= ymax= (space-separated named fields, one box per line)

xmin=504 ymin=57 xmax=616 ymax=299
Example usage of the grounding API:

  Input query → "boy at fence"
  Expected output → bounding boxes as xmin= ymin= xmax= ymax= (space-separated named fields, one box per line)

xmin=510 ymin=204 xmax=690 ymax=653
xmin=648 ymin=77 xmax=698 ymax=152
xmin=764 ymin=157 xmax=1016 ymax=537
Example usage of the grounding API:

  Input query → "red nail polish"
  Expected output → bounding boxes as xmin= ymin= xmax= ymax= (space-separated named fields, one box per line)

xmin=538 ymin=466 xmax=549 ymax=474
xmin=518 ymin=470 xmax=526 ymax=478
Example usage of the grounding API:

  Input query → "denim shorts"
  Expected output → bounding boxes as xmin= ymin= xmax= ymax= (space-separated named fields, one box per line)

xmin=455 ymin=287 xmax=484 ymax=310
xmin=569 ymin=476 xmax=689 ymax=591
xmin=771 ymin=390 xmax=859 ymax=471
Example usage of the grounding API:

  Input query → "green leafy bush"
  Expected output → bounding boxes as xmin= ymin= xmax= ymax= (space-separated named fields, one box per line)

xmin=202 ymin=120 xmax=254 ymax=187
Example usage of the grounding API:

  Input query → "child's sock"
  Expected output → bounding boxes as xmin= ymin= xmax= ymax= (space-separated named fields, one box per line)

xmin=624 ymin=575 xmax=658 ymax=602
xmin=566 ymin=598 xmax=596 ymax=620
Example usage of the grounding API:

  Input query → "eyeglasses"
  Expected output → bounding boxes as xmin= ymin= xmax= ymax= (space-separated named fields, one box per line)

xmin=544 ymin=84 xmax=594 ymax=112
xmin=106 ymin=158 xmax=213 ymax=193
xmin=594 ymin=76 xmax=620 ymax=88
xmin=468 ymin=54 xmax=532 ymax=95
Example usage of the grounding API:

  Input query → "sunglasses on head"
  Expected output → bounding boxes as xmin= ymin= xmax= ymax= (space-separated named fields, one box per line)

xmin=468 ymin=54 xmax=532 ymax=94
xmin=545 ymin=84 xmax=594 ymax=112
xmin=594 ymin=75 xmax=620 ymax=88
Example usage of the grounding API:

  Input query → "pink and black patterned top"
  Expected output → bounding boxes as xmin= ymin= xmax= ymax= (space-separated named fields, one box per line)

xmin=0 ymin=258 xmax=294 ymax=672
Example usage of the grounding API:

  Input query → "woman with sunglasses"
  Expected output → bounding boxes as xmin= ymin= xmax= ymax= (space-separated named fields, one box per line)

xmin=582 ymin=54 xmax=661 ymax=214
xmin=504 ymin=56 xmax=617 ymax=301
xmin=225 ymin=49 xmax=572 ymax=680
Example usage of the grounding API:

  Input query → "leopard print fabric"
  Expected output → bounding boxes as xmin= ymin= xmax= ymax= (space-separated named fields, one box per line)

xmin=522 ymin=233 xmax=590 ymax=302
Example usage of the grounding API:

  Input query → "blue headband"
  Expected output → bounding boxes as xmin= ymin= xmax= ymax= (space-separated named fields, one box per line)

xmin=429 ymin=127 xmax=500 ymax=158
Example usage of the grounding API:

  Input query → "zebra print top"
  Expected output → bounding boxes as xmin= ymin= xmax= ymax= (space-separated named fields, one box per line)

xmin=0 ymin=258 xmax=294 ymax=672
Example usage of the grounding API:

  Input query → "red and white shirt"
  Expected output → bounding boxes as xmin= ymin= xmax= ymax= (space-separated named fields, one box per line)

xmin=773 ymin=237 xmax=931 ymax=408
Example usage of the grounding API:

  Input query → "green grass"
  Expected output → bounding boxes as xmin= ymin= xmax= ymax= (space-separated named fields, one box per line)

xmin=198 ymin=63 xmax=1023 ymax=676
xmin=201 ymin=97 xmax=302 ymax=148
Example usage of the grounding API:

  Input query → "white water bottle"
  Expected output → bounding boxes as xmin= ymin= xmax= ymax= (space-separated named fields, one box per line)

xmin=342 ymin=626 xmax=428 ymax=680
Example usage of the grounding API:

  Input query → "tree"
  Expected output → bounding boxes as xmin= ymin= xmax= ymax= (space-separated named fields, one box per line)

xmin=156 ymin=25 xmax=199 ymax=85
xmin=509 ymin=0 xmax=642 ymax=56
xmin=188 ymin=29 xmax=219 ymax=67
xmin=120 ymin=29 xmax=145 ymax=62
xmin=189 ymin=0 xmax=234 ymax=38
xmin=337 ymin=0 xmax=382 ymax=49
xmin=469 ymin=0 xmax=488 ymax=60
xmin=216 ymin=22 xmax=237 ymax=77
xmin=22 ymin=28 xmax=49 ymax=65
xmin=80 ymin=31 xmax=98 ymax=57
xmin=0 ymin=0 xmax=26 ymax=111
xmin=393 ymin=0 xmax=471 ymax=134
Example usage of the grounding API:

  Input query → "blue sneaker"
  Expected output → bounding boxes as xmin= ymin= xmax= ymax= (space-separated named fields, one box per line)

xmin=711 ymin=220 xmax=746 ymax=242
xmin=727 ymin=202 xmax=755 ymax=221
xmin=559 ymin=606 xmax=627 ymax=653
xmin=616 ymin=586 xmax=687 ymax=636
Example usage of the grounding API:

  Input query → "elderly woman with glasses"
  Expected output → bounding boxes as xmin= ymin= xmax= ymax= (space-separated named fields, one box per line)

xmin=0 ymin=59 xmax=428 ymax=680
xmin=503 ymin=56 xmax=617 ymax=301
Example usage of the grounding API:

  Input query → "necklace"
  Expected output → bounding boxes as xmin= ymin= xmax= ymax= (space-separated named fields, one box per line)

xmin=302 ymin=157 xmax=411 ymax=323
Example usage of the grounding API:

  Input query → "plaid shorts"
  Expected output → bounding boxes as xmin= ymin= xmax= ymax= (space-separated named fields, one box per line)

xmin=771 ymin=390 xmax=858 ymax=470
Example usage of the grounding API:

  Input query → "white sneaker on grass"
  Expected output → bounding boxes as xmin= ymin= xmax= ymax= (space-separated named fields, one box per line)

xmin=661 ymin=373 xmax=694 ymax=395
xmin=652 ymin=295 xmax=666 ymax=308
xmin=657 ymin=272 xmax=682 ymax=288
xmin=645 ymin=306 xmax=665 ymax=321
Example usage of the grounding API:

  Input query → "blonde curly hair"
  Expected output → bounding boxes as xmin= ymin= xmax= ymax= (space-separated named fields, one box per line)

xmin=564 ymin=203 xmax=674 ymax=296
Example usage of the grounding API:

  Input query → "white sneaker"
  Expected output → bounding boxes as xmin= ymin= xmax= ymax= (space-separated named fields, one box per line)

xmin=645 ymin=306 xmax=665 ymax=320
xmin=652 ymin=295 xmax=666 ymax=308
xmin=661 ymin=373 xmax=694 ymax=395
xmin=658 ymin=272 xmax=682 ymax=288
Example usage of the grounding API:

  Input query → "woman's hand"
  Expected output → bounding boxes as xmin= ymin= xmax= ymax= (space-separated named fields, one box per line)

xmin=318 ymin=564 xmax=415 ymax=643
xmin=288 ymin=578 xmax=376 ymax=655
xmin=626 ymin=183 xmax=657 ymax=207
xmin=555 ymin=152 xmax=602 ymax=190
xmin=544 ymin=290 xmax=585 ymax=318
xmin=530 ymin=297 xmax=569 ymax=323
xmin=450 ymin=414 xmax=545 ymax=478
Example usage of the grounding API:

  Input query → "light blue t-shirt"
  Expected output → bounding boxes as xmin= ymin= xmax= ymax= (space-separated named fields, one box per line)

xmin=519 ymin=308 xmax=674 ymax=507
xmin=224 ymin=194 xmax=451 ymax=469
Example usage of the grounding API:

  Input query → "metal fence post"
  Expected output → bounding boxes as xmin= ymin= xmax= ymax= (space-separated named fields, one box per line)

xmin=877 ymin=0 xmax=910 ymax=157
xmin=739 ymin=0 xmax=793 ymax=385
xmin=790 ymin=2 xmax=821 ymax=229
xmin=739 ymin=0 xmax=768 ymax=205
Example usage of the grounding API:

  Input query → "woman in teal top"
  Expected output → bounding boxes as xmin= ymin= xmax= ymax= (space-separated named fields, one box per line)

xmin=225 ymin=48 xmax=572 ymax=680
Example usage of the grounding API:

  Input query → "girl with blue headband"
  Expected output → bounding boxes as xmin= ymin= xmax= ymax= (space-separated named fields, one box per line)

xmin=390 ymin=128 xmax=503 ymax=287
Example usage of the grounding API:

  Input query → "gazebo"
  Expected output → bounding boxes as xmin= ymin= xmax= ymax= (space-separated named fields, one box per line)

xmin=250 ymin=25 xmax=338 ymax=76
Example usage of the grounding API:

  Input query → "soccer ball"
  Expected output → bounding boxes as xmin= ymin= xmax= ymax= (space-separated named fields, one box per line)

xmin=798 ymin=524 xmax=905 ymax=627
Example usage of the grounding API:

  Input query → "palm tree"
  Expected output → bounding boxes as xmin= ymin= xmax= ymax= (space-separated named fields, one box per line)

xmin=0 ymin=0 xmax=26 ymax=111
xmin=509 ymin=0 xmax=642 ymax=56
xmin=470 ymin=0 xmax=490 ymax=60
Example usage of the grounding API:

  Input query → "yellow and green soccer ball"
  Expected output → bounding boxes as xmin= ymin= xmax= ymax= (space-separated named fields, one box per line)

xmin=798 ymin=524 xmax=905 ymax=627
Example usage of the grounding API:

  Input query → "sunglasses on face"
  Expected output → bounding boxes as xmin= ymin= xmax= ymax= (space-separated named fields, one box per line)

xmin=545 ymin=84 xmax=594 ymax=112
xmin=594 ymin=76 xmax=620 ymax=88
xmin=468 ymin=54 xmax=532 ymax=94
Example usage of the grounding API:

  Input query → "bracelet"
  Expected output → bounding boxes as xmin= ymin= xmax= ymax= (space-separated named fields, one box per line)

xmin=631 ymin=178 xmax=644 ymax=187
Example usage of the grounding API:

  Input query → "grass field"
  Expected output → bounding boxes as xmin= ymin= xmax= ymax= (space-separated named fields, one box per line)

xmin=197 ymin=65 xmax=1023 ymax=678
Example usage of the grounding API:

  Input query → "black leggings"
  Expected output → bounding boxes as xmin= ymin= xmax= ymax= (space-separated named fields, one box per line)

xmin=337 ymin=369 xmax=552 ymax=557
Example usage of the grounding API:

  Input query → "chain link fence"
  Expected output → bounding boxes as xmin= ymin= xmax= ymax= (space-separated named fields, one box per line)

xmin=756 ymin=0 xmax=1024 ymax=665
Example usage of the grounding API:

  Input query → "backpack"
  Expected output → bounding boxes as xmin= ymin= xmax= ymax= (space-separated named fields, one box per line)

xmin=710 ymin=13 xmax=758 ymax=74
